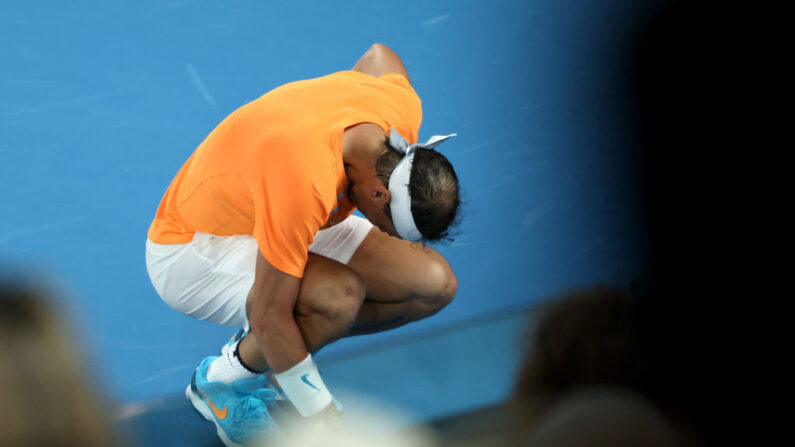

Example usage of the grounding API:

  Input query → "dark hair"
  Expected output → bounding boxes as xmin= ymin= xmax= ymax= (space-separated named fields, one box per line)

xmin=375 ymin=141 xmax=462 ymax=242
xmin=409 ymin=147 xmax=461 ymax=241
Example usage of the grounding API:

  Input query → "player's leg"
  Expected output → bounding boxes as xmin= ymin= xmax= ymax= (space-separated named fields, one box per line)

xmin=345 ymin=226 xmax=458 ymax=335
xmin=147 ymin=233 xmax=366 ymax=445
xmin=147 ymin=219 xmax=455 ymax=367
xmin=232 ymin=214 xmax=456 ymax=343
xmin=257 ymin=214 xmax=457 ymax=339
xmin=235 ymin=213 xmax=453 ymax=371
xmin=236 ymin=253 xmax=366 ymax=371
xmin=147 ymin=232 xmax=284 ymax=446
xmin=147 ymin=232 xmax=365 ymax=341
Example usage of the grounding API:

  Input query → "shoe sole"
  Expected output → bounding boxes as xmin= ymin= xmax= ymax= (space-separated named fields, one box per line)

xmin=185 ymin=383 xmax=245 ymax=447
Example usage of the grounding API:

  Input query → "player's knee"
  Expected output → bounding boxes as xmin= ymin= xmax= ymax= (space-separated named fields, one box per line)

xmin=422 ymin=259 xmax=457 ymax=312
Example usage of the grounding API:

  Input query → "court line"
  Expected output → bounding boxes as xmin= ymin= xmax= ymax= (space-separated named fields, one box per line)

xmin=459 ymin=140 xmax=496 ymax=154
xmin=0 ymin=218 xmax=84 ymax=244
xmin=134 ymin=364 xmax=193 ymax=387
xmin=0 ymin=78 xmax=62 ymax=85
xmin=186 ymin=64 xmax=216 ymax=105
xmin=113 ymin=343 xmax=205 ymax=351
xmin=421 ymin=14 xmax=449 ymax=27
xmin=0 ymin=81 xmax=144 ymax=119
xmin=469 ymin=166 xmax=540 ymax=198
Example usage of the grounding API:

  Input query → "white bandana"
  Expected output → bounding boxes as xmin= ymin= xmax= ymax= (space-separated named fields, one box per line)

xmin=387 ymin=128 xmax=457 ymax=241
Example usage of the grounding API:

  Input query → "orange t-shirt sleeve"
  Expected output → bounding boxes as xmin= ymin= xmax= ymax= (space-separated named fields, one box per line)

xmin=247 ymin=151 xmax=336 ymax=278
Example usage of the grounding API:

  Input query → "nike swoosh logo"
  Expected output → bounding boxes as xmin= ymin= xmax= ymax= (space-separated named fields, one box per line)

xmin=301 ymin=373 xmax=319 ymax=391
xmin=200 ymin=389 xmax=228 ymax=420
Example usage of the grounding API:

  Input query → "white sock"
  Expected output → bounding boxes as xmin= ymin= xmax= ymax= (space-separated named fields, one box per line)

xmin=206 ymin=340 xmax=260 ymax=384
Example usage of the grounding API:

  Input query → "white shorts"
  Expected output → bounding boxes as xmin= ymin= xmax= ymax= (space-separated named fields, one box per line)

xmin=145 ymin=215 xmax=373 ymax=329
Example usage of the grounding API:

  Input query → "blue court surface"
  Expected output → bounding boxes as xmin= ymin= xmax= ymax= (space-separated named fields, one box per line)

xmin=1 ymin=0 xmax=654 ymax=443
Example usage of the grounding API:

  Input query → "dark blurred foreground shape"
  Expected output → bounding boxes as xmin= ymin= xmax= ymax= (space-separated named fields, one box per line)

xmin=625 ymin=0 xmax=746 ymax=442
xmin=502 ymin=0 xmax=748 ymax=443
xmin=427 ymin=289 xmax=714 ymax=447
xmin=456 ymin=0 xmax=747 ymax=443
xmin=510 ymin=288 xmax=703 ymax=446
xmin=0 ymin=279 xmax=118 ymax=447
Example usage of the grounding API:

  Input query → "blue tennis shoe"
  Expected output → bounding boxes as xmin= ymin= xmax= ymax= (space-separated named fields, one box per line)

xmin=186 ymin=356 xmax=280 ymax=447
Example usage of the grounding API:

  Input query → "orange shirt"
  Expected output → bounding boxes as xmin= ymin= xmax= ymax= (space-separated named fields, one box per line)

xmin=147 ymin=71 xmax=422 ymax=278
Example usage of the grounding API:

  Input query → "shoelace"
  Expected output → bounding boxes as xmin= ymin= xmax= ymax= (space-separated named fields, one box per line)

xmin=232 ymin=389 xmax=276 ymax=425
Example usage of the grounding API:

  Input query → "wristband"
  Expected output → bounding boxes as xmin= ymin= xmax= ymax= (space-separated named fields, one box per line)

xmin=273 ymin=353 xmax=332 ymax=417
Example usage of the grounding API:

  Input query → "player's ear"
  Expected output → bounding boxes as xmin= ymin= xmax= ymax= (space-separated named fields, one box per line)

xmin=371 ymin=185 xmax=391 ymax=204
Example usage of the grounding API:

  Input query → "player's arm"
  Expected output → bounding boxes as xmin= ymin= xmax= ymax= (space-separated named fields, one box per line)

xmin=249 ymin=251 xmax=336 ymax=418
xmin=352 ymin=43 xmax=411 ymax=83
xmin=249 ymin=251 xmax=305 ymax=371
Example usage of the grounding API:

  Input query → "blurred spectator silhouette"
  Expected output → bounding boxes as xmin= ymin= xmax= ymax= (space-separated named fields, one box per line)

xmin=510 ymin=287 xmax=702 ymax=446
xmin=0 ymin=277 xmax=117 ymax=447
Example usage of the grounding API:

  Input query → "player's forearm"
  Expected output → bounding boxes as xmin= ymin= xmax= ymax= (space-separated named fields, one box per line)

xmin=248 ymin=252 xmax=309 ymax=373
xmin=251 ymin=309 xmax=308 ymax=373
xmin=248 ymin=254 xmax=336 ymax=418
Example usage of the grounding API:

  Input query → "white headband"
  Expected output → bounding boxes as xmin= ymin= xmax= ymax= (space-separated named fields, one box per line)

xmin=388 ymin=128 xmax=457 ymax=241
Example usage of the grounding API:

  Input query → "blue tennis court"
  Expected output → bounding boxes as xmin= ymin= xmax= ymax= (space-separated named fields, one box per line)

xmin=1 ymin=1 xmax=653 ymax=444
